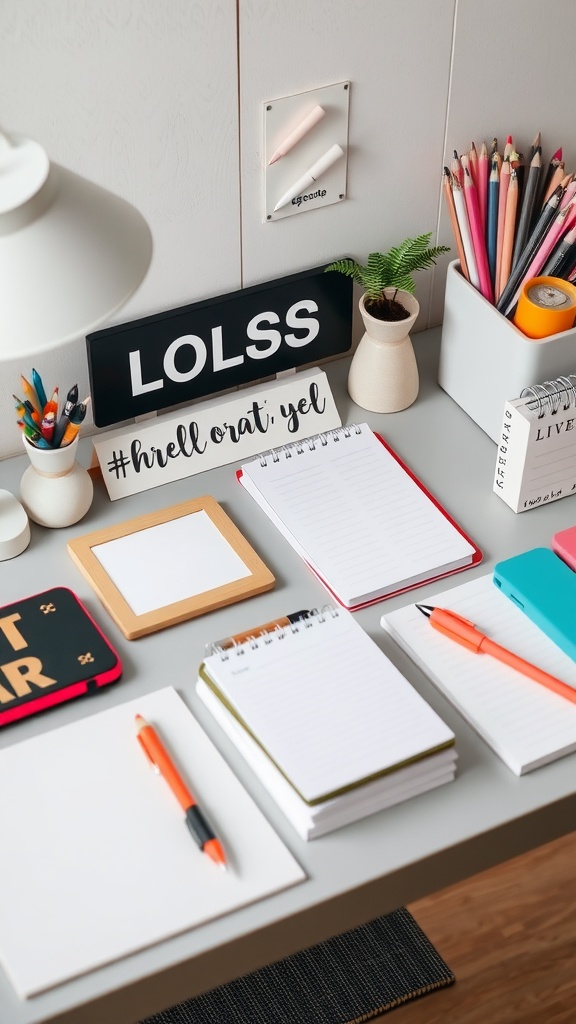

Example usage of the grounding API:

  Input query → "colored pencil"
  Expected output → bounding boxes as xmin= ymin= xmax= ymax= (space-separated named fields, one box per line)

xmin=486 ymin=155 xmax=499 ymax=286
xmin=43 ymin=387 xmax=59 ymax=419
xmin=31 ymin=368 xmax=47 ymax=410
xmin=557 ymin=174 xmax=575 ymax=209
xmin=540 ymin=223 xmax=576 ymax=278
xmin=477 ymin=141 xmax=489 ymax=232
xmin=464 ymin=166 xmax=493 ymax=301
xmin=541 ymin=160 xmax=566 ymax=209
xmin=468 ymin=141 xmax=479 ymax=187
xmin=498 ymin=168 xmax=519 ymax=300
xmin=20 ymin=374 xmax=42 ymax=415
xmin=527 ymin=131 xmax=541 ymax=167
xmin=537 ymin=146 xmax=563 ymax=210
xmin=451 ymin=150 xmax=464 ymax=188
xmin=495 ymin=156 xmax=511 ymax=296
xmin=443 ymin=167 xmax=470 ymax=280
xmin=452 ymin=176 xmax=480 ymax=290
xmin=512 ymin=147 xmax=541 ymax=270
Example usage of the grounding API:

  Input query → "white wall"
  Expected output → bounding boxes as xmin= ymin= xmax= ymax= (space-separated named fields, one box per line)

xmin=1 ymin=0 xmax=576 ymax=458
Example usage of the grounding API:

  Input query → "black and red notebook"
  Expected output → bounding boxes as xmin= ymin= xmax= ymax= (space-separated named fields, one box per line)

xmin=0 ymin=587 xmax=122 ymax=726
xmin=237 ymin=423 xmax=481 ymax=610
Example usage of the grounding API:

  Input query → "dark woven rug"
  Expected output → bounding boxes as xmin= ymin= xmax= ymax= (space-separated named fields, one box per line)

xmin=140 ymin=908 xmax=455 ymax=1024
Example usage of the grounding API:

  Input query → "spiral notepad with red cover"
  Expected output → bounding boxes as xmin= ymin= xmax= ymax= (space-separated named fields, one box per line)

xmin=0 ymin=587 xmax=122 ymax=726
xmin=237 ymin=423 xmax=481 ymax=610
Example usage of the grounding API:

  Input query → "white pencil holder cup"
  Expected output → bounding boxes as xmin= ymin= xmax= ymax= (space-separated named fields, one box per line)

xmin=20 ymin=436 xmax=94 ymax=528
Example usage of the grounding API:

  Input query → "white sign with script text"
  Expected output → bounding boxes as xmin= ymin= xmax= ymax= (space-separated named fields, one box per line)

xmin=93 ymin=368 xmax=341 ymax=499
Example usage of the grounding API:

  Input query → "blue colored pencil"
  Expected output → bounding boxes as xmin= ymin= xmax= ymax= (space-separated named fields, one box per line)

xmin=486 ymin=155 xmax=499 ymax=289
xmin=31 ymin=368 xmax=48 ymax=411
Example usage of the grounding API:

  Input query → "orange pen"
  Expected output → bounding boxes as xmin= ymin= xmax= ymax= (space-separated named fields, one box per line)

xmin=416 ymin=605 xmax=576 ymax=706
xmin=135 ymin=715 xmax=227 ymax=869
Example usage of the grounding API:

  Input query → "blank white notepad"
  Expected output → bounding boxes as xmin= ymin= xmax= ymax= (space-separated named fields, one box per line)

xmin=199 ymin=606 xmax=455 ymax=806
xmin=197 ymin=678 xmax=456 ymax=840
xmin=381 ymin=574 xmax=576 ymax=775
xmin=238 ymin=423 xmax=480 ymax=608
xmin=0 ymin=688 xmax=305 ymax=998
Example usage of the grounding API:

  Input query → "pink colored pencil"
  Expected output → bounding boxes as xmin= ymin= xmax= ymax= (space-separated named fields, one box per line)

xmin=463 ymin=166 xmax=493 ymax=301
xmin=495 ymin=158 xmax=511 ymax=299
xmin=468 ymin=142 xmax=479 ymax=188
xmin=477 ymin=141 xmax=489 ymax=234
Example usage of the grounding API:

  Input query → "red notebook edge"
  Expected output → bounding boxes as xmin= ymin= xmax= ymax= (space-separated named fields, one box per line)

xmin=236 ymin=430 xmax=483 ymax=611
xmin=0 ymin=587 xmax=122 ymax=727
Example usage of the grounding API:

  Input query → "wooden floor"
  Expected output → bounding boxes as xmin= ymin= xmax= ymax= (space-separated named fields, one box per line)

xmin=374 ymin=830 xmax=576 ymax=1024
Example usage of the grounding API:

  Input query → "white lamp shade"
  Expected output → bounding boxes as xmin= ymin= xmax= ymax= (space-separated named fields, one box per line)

xmin=0 ymin=133 xmax=152 ymax=359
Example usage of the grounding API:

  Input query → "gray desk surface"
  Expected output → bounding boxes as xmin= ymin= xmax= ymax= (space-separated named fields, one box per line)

xmin=1 ymin=329 xmax=575 ymax=1024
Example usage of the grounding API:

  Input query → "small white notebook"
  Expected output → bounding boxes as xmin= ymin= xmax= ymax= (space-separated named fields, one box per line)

xmin=0 ymin=688 xmax=305 ymax=999
xmin=493 ymin=374 xmax=576 ymax=513
xmin=196 ymin=679 xmax=456 ymax=840
xmin=199 ymin=606 xmax=455 ymax=807
xmin=238 ymin=423 xmax=480 ymax=608
xmin=381 ymin=574 xmax=576 ymax=775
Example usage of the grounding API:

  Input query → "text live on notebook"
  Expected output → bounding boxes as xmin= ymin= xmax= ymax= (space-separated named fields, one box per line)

xmin=197 ymin=606 xmax=457 ymax=840
xmin=237 ymin=423 xmax=481 ymax=609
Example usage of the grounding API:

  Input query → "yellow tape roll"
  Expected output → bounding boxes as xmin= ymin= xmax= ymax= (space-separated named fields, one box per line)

xmin=513 ymin=276 xmax=576 ymax=339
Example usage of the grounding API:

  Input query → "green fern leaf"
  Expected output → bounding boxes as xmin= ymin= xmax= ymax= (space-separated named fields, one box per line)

xmin=325 ymin=234 xmax=450 ymax=299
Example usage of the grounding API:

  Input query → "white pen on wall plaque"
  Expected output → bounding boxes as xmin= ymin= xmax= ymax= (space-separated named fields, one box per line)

xmin=268 ymin=105 xmax=326 ymax=165
xmin=273 ymin=144 xmax=345 ymax=212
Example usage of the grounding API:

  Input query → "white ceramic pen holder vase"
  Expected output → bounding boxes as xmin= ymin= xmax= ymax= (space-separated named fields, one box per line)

xmin=20 ymin=436 xmax=93 ymax=528
xmin=348 ymin=291 xmax=420 ymax=413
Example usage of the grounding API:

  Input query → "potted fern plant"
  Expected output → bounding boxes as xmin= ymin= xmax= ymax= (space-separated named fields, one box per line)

xmin=325 ymin=234 xmax=449 ymax=413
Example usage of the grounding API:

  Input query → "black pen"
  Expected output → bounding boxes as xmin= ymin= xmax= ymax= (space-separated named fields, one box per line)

xmin=52 ymin=383 xmax=79 ymax=447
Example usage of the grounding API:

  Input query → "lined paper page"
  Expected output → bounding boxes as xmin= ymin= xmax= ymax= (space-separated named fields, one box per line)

xmin=202 ymin=608 xmax=454 ymax=803
xmin=517 ymin=399 xmax=576 ymax=507
xmin=240 ymin=424 xmax=476 ymax=606
xmin=382 ymin=574 xmax=576 ymax=774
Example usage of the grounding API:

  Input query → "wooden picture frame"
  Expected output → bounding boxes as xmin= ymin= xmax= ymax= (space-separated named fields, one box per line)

xmin=67 ymin=496 xmax=275 ymax=639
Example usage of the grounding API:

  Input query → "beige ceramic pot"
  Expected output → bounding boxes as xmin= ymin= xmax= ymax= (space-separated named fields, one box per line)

xmin=348 ymin=289 xmax=420 ymax=413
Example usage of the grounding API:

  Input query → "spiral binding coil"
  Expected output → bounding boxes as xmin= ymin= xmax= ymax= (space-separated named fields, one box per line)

xmin=258 ymin=423 xmax=363 ymax=466
xmin=521 ymin=374 xmax=576 ymax=417
xmin=210 ymin=605 xmax=339 ymax=660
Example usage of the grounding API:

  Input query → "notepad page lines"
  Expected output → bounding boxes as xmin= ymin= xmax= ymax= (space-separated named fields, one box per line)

xmin=384 ymin=576 xmax=576 ymax=765
xmin=207 ymin=613 xmax=452 ymax=800
xmin=246 ymin=437 xmax=473 ymax=597
xmin=523 ymin=435 xmax=576 ymax=495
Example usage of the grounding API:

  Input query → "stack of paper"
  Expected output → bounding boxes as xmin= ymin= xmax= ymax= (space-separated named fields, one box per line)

xmin=0 ymin=688 xmax=305 ymax=999
xmin=197 ymin=607 xmax=457 ymax=840
xmin=381 ymin=574 xmax=576 ymax=775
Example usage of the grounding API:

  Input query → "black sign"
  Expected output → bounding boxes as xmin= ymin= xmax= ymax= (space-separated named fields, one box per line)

xmin=87 ymin=263 xmax=352 ymax=427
